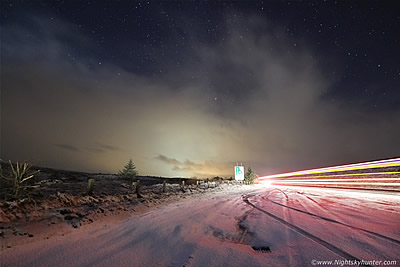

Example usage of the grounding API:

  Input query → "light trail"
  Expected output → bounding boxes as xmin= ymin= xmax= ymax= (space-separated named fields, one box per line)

xmin=270 ymin=171 xmax=400 ymax=179
xmin=270 ymin=178 xmax=400 ymax=183
xmin=260 ymin=162 xmax=400 ymax=179
xmin=258 ymin=157 xmax=400 ymax=191
xmin=259 ymin=158 xmax=400 ymax=180
xmin=271 ymin=185 xmax=400 ymax=199
xmin=270 ymin=182 xmax=400 ymax=186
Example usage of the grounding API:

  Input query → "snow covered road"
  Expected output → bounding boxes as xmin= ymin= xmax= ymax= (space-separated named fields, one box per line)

xmin=1 ymin=185 xmax=399 ymax=266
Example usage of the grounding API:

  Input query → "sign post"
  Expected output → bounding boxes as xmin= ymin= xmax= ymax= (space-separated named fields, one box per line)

xmin=235 ymin=166 xmax=244 ymax=181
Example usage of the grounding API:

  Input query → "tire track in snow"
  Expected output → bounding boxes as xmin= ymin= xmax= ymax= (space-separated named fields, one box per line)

xmin=277 ymin=190 xmax=298 ymax=266
xmin=242 ymin=195 xmax=372 ymax=266
xmin=294 ymin=191 xmax=400 ymax=243
xmin=263 ymin=196 xmax=400 ymax=246
xmin=263 ymin=189 xmax=299 ymax=265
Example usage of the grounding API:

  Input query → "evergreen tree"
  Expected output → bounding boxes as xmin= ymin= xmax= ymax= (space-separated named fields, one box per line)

xmin=244 ymin=167 xmax=257 ymax=184
xmin=118 ymin=159 xmax=138 ymax=179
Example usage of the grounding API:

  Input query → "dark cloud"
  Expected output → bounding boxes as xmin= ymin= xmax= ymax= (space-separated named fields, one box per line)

xmin=55 ymin=144 xmax=79 ymax=152
xmin=157 ymin=155 xmax=235 ymax=177
xmin=97 ymin=143 xmax=119 ymax=152
xmin=172 ymin=160 xmax=204 ymax=173
xmin=87 ymin=143 xmax=120 ymax=154
xmin=155 ymin=155 xmax=182 ymax=166
xmin=86 ymin=147 xmax=105 ymax=154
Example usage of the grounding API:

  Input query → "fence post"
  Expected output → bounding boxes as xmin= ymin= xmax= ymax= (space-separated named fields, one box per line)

xmin=163 ymin=179 xmax=166 ymax=193
xmin=87 ymin=178 xmax=95 ymax=195
xmin=136 ymin=180 xmax=143 ymax=198
xmin=181 ymin=180 xmax=185 ymax=192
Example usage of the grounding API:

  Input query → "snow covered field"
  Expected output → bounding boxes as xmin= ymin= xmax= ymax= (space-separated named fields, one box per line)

xmin=1 ymin=185 xmax=399 ymax=266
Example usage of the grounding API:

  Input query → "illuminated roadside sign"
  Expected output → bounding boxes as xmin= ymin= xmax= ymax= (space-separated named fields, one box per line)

xmin=235 ymin=166 xmax=244 ymax=181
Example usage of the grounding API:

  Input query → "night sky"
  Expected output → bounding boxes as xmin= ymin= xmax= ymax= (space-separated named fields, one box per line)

xmin=1 ymin=1 xmax=399 ymax=177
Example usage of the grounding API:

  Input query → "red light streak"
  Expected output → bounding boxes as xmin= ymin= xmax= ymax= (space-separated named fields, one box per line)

xmin=270 ymin=182 xmax=399 ymax=186
xmin=258 ymin=158 xmax=400 ymax=191
xmin=258 ymin=158 xmax=400 ymax=180
xmin=271 ymin=178 xmax=400 ymax=183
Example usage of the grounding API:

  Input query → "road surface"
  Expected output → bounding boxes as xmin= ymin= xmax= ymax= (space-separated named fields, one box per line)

xmin=1 ymin=185 xmax=399 ymax=266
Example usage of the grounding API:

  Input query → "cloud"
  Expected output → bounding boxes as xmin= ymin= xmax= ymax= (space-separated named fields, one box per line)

xmin=157 ymin=154 xmax=234 ymax=177
xmin=1 ymin=14 xmax=399 ymax=176
xmin=55 ymin=144 xmax=80 ymax=152
xmin=97 ymin=143 xmax=119 ymax=151
xmin=155 ymin=155 xmax=182 ymax=165
xmin=172 ymin=160 xmax=204 ymax=173
xmin=87 ymin=143 xmax=120 ymax=154
xmin=56 ymin=142 xmax=119 ymax=154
